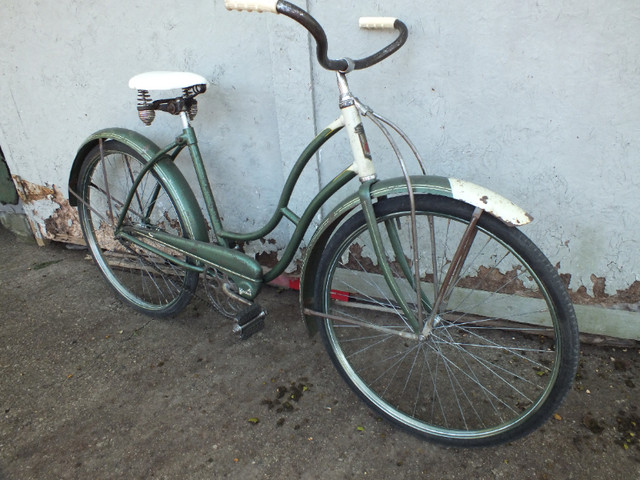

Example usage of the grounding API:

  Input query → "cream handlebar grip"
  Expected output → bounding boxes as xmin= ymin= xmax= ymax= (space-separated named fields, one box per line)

xmin=224 ymin=0 xmax=279 ymax=13
xmin=359 ymin=17 xmax=397 ymax=30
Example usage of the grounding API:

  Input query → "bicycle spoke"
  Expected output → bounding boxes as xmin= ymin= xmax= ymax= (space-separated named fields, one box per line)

xmin=316 ymin=195 xmax=577 ymax=446
xmin=77 ymin=141 xmax=197 ymax=316
xmin=124 ymin=154 xmax=145 ymax=216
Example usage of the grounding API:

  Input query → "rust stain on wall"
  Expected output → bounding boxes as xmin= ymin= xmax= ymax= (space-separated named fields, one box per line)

xmin=566 ymin=274 xmax=640 ymax=311
xmin=12 ymin=176 xmax=83 ymax=244
xmin=8 ymin=176 xmax=640 ymax=312
xmin=43 ymin=185 xmax=83 ymax=243
xmin=13 ymin=176 xmax=55 ymax=202
xmin=345 ymin=243 xmax=640 ymax=312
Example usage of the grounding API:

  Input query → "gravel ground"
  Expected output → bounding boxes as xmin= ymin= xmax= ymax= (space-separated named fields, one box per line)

xmin=1 ymin=225 xmax=639 ymax=479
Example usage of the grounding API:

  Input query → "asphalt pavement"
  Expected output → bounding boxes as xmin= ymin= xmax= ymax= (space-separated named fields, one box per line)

xmin=1 ymin=225 xmax=639 ymax=479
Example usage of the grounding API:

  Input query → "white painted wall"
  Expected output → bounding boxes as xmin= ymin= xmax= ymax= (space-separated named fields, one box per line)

xmin=1 ymin=1 xmax=639 ymax=314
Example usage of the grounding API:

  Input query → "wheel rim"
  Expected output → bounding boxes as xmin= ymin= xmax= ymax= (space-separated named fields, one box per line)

xmin=78 ymin=144 xmax=196 ymax=314
xmin=320 ymin=201 xmax=569 ymax=442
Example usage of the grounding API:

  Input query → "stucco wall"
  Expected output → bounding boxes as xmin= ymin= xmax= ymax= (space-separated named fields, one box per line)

xmin=1 ymin=1 xmax=639 ymax=335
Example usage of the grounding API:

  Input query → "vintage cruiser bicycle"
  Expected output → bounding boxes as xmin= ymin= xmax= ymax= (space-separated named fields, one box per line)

xmin=67 ymin=0 xmax=579 ymax=447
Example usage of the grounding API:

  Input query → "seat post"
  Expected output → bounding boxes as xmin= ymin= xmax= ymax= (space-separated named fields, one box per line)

xmin=180 ymin=111 xmax=191 ymax=129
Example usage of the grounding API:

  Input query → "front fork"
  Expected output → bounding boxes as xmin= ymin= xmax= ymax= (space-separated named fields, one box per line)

xmin=340 ymin=71 xmax=425 ymax=336
xmin=357 ymin=180 xmax=421 ymax=333
xmin=301 ymin=73 xmax=484 ymax=339
xmin=358 ymin=180 xmax=483 ymax=337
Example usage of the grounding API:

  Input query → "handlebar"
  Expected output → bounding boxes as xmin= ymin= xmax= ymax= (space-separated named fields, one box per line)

xmin=225 ymin=0 xmax=408 ymax=72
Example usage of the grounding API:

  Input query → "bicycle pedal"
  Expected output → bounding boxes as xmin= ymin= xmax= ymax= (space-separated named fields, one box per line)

xmin=233 ymin=303 xmax=266 ymax=340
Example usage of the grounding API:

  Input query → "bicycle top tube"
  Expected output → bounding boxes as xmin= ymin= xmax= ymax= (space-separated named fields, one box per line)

xmin=225 ymin=1 xmax=408 ymax=72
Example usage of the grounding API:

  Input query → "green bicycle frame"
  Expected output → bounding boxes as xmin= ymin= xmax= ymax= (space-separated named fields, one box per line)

xmin=112 ymin=118 xmax=359 ymax=298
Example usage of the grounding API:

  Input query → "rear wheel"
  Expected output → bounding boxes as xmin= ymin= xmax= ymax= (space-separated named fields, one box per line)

xmin=313 ymin=194 xmax=579 ymax=446
xmin=76 ymin=140 xmax=198 ymax=316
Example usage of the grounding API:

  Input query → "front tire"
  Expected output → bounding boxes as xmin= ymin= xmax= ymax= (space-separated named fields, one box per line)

xmin=313 ymin=195 xmax=579 ymax=446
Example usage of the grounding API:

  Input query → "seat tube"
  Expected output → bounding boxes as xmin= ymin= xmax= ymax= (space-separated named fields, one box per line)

xmin=181 ymin=113 xmax=227 ymax=246
xmin=337 ymin=73 xmax=376 ymax=182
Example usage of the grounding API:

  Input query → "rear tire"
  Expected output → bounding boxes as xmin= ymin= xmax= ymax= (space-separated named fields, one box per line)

xmin=313 ymin=194 xmax=579 ymax=446
xmin=76 ymin=140 xmax=198 ymax=316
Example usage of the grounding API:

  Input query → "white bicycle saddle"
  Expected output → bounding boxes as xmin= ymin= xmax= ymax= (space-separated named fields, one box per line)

xmin=128 ymin=71 xmax=209 ymax=91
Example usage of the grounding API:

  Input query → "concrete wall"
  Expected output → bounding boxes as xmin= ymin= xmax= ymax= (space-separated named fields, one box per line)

xmin=1 ymin=1 xmax=639 ymax=336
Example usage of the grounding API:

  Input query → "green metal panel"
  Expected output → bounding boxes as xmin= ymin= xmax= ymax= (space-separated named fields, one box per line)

xmin=69 ymin=128 xmax=164 ymax=203
xmin=0 ymin=148 xmax=19 ymax=205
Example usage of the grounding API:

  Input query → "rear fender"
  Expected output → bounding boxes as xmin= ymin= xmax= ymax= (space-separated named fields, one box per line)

xmin=68 ymin=128 xmax=208 ymax=242
xmin=299 ymin=175 xmax=532 ymax=335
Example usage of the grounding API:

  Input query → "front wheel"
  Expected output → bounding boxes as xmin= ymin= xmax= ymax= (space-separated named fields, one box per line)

xmin=313 ymin=195 xmax=579 ymax=447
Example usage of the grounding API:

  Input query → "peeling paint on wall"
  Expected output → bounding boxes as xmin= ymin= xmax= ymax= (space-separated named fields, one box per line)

xmin=346 ymin=242 xmax=640 ymax=314
xmin=10 ymin=174 xmax=640 ymax=314
xmin=568 ymin=275 xmax=640 ymax=312
xmin=12 ymin=176 xmax=83 ymax=245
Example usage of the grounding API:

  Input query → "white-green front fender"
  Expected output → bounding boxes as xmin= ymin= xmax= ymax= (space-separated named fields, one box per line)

xmin=299 ymin=175 xmax=532 ymax=335
xmin=361 ymin=176 xmax=532 ymax=227
xmin=446 ymin=178 xmax=532 ymax=227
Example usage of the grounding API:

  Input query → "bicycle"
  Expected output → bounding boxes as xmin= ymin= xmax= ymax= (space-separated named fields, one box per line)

xmin=67 ymin=0 xmax=579 ymax=447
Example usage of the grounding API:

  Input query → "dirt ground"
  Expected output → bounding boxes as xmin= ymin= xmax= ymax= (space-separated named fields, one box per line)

xmin=1 ymin=225 xmax=639 ymax=480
